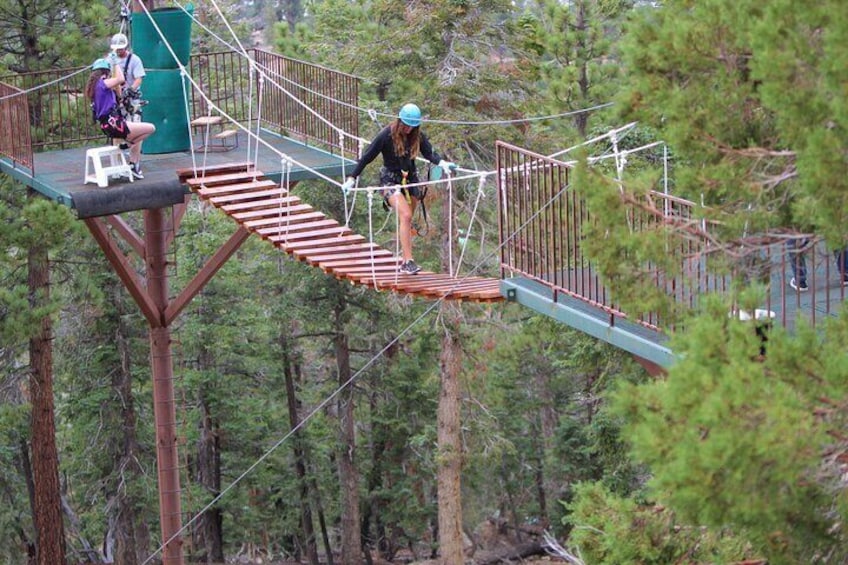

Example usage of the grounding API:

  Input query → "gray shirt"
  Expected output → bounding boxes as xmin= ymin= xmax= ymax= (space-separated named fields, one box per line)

xmin=120 ymin=52 xmax=146 ymax=90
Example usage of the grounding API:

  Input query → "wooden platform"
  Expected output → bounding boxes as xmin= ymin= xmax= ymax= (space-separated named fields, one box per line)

xmin=179 ymin=163 xmax=504 ymax=303
xmin=0 ymin=129 xmax=352 ymax=219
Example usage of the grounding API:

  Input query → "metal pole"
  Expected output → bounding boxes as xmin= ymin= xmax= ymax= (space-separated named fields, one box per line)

xmin=145 ymin=208 xmax=184 ymax=565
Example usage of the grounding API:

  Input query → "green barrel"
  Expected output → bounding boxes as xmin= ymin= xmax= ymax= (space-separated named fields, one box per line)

xmin=140 ymin=69 xmax=190 ymax=154
xmin=130 ymin=6 xmax=193 ymax=153
xmin=131 ymin=6 xmax=194 ymax=69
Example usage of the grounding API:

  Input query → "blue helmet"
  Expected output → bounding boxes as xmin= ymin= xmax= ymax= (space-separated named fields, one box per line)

xmin=91 ymin=58 xmax=111 ymax=71
xmin=398 ymin=103 xmax=422 ymax=127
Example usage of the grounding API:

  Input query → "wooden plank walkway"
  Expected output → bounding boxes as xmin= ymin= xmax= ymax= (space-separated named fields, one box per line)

xmin=178 ymin=164 xmax=504 ymax=303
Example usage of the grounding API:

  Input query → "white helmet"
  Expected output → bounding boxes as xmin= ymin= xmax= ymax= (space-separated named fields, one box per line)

xmin=110 ymin=33 xmax=129 ymax=51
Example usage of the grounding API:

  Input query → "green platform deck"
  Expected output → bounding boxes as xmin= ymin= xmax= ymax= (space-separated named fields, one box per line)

xmin=0 ymin=129 xmax=353 ymax=219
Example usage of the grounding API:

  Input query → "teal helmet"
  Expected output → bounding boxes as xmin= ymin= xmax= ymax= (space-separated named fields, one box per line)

xmin=398 ymin=103 xmax=422 ymax=127
xmin=91 ymin=58 xmax=111 ymax=71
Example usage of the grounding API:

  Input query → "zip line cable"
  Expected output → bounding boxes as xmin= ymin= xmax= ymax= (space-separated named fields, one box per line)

xmin=172 ymin=0 xmax=614 ymax=129
xmin=143 ymin=156 xmax=582 ymax=565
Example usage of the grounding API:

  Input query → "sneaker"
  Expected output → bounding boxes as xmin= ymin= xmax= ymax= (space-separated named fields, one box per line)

xmin=398 ymin=259 xmax=421 ymax=275
xmin=789 ymin=278 xmax=808 ymax=292
xmin=130 ymin=162 xmax=144 ymax=180
xmin=119 ymin=142 xmax=130 ymax=150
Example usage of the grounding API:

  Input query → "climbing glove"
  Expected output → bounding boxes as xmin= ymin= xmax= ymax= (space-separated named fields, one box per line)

xmin=438 ymin=160 xmax=458 ymax=174
xmin=107 ymin=52 xmax=121 ymax=67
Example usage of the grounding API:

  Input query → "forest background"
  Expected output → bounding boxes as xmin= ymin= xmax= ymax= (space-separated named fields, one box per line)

xmin=1 ymin=0 xmax=847 ymax=564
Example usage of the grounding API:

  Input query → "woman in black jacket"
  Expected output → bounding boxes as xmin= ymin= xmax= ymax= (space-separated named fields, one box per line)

xmin=343 ymin=103 xmax=456 ymax=274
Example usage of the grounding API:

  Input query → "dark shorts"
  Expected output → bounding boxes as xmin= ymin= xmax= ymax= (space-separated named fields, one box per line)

xmin=99 ymin=112 xmax=129 ymax=139
xmin=380 ymin=167 xmax=422 ymax=207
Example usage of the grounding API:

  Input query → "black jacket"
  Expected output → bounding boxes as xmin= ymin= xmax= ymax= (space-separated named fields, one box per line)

xmin=350 ymin=126 xmax=441 ymax=179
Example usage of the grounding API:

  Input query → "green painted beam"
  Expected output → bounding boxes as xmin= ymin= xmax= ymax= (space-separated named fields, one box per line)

xmin=501 ymin=277 xmax=675 ymax=368
xmin=0 ymin=157 xmax=74 ymax=208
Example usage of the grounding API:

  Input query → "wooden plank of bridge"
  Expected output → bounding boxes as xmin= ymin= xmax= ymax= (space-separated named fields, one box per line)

xmin=179 ymin=164 xmax=503 ymax=303
xmin=176 ymin=161 xmax=254 ymax=183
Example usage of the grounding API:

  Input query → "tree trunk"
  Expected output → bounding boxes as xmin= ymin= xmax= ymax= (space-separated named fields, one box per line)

xmin=437 ymin=301 xmax=464 ymax=565
xmin=334 ymin=298 xmax=361 ymax=564
xmin=27 ymin=190 xmax=67 ymax=565
xmin=194 ymin=394 xmax=224 ymax=562
xmin=293 ymin=356 xmax=335 ymax=565
xmin=575 ymin=0 xmax=589 ymax=138
xmin=284 ymin=0 xmax=301 ymax=33
xmin=282 ymin=332 xmax=319 ymax=564
xmin=108 ymin=295 xmax=151 ymax=565
xmin=17 ymin=438 xmax=37 ymax=563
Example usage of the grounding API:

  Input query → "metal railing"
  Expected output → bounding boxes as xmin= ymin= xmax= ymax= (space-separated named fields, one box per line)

xmin=0 ymin=81 xmax=34 ymax=169
xmin=253 ymin=49 xmax=359 ymax=158
xmin=0 ymin=49 xmax=360 ymax=174
xmin=496 ymin=141 xmax=846 ymax=333
xmin=0 ymin=67 xmax=95 ymax=160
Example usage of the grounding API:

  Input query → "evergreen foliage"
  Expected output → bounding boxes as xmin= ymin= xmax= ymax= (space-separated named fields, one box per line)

xmin=612 ymin=298 xmax=848 ymax=562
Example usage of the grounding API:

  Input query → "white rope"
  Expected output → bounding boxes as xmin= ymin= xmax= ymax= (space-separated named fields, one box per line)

xmin=178 ymin=69 xmax=199 ymax=179
xmin=252 ymin=71 xmax=265 ymax=168
xmin=448 ymin=175 xmax=454 ymax=276
xmin=343 ymin=169 xmax=489 ymax=193
xmin=343 ymin=178 xmax=358 ymax=228
xmin=244 ymin=60 xmax=255 ymax=165
xmin=367 ymin=190 xmax=377 ymax=288
xmin=343 ymin=139 xmax=365 ymax=227
xmin=199 ymin=104 xmax=214 ymax=173
xmin=277 ymin=158 xmax=292 ymax=244
xmin=455 ymin=176 xmax=487 ymax=277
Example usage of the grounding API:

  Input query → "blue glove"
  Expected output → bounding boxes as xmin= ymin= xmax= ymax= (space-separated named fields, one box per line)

xmin=341 ymin=177 xmax=355 ymax=193
xmin=107 ymin=52 xmax=121 ymax=67
xmin=438 ymin=160 xmax=458 ymax=174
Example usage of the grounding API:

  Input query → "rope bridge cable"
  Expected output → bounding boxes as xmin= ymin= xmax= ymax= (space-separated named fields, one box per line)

xmin=454 ymin=176 xmax=488 ymax=277
xmin=144 ymin=161 xmax=581 ymax=565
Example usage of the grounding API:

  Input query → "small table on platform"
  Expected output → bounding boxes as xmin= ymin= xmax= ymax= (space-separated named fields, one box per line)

xmin=191 ymin=115 xmax=238 ymax=152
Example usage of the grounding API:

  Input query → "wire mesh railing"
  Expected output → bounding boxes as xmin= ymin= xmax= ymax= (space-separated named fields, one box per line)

xmin=0 ymin=81 xmax=34 ymax=169
xmin=496 ymin=141 xmax=847 ymax=333
xmin=253 ymin=49 xmax=359 ymax=158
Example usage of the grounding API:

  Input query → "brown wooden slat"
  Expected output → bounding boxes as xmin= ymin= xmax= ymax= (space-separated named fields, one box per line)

xmin=220 ymin=195 xmax=302 ymax=213
xmin=334 ymin=267 xmax=431 ymax=278
xmin=292 ymin=243 xmax=380 ymax=260
xmin=420 ymin=280 xmax=502 ymax=296
xmin=277 ymin=235 xmax=367 ymax=250
xmin=209 ymin=186 xmax=287 ymax=204
xmin=177 ymin=162 xmax=254 ymax=182
xmin=200 ymin=181 xmax=279 ymax=198
xmin=267 ymin=226 xmax=352 ymax=242
xmin=255 ymin=219 xmax=341 ymax=235
xmin=320 ymin=256 xmax=402 ymax=269
xmin=305 ymin=249 xmax=394 ymax=264
xmin=235 ymin=203 xmax=316 ymax=222
xmin=185 ymin=171 xmax=264 ymax=188
xmin=250 ymin=212 xmax=327 ymax=228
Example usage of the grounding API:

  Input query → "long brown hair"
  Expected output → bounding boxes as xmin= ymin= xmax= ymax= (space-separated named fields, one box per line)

xmin=85 ymin=69 xmax=109 ymax=100
xmin=390 ymin=118 xmax=420 ymax=160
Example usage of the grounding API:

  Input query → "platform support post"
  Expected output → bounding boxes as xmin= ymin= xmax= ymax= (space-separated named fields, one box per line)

xmin=145 ymin=207 xmax=184 ymax=565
